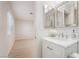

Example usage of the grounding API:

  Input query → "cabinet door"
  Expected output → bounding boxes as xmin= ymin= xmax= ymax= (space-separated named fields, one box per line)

xmin=42 ymin=40 xmax=65 ymax=58
xmin=42 ymin=40 xmax=60 ymax=58
xmin=77 ymin=42 xmax=79 ymax=53
xmin=66 ymin=43 xmax=77 ymax=57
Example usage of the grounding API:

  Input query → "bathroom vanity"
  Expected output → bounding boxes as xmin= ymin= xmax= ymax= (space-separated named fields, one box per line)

xmin=43 ymin=1 xmax=79 ymax=58
xmin=42 ymin=37 xmax=78 ymax=58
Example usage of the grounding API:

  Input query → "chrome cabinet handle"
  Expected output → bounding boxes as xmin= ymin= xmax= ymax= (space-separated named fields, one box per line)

xmin=47 ymin=46 xmax=53 ymax=50
xmin=35 ymin=36 xmax=37 ymax=39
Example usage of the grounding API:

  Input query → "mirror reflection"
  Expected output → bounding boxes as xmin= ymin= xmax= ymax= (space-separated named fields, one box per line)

xmin=44 ymin=4 xmax=55 ymax=28
xmin=44 ymin=1 xmax=78 ymax=28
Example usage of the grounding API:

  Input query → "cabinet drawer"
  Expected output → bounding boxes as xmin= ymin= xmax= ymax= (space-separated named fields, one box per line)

xmin=44 ymin=51 xmax=62 ymax=58
xmin=42 ymin=40 xmax=65 ymax=57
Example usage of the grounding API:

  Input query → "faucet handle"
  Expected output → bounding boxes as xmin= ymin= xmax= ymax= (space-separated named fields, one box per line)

xmin=61 ymin=33 xmax=64 ymax=38
xmin=72 ymin=29 xmax=75 ymax=33
xmin=57 ymin=33 xmax=60 ymax=38
xmin=65 ymin=34 xmax=68 ymax=39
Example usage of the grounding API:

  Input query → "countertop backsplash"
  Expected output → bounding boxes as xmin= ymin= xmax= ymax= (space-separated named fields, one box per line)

xmin=46 ymin=27 xmax=79 ymax=40
xmin=56 ymin=27 xmax=79 ymax=40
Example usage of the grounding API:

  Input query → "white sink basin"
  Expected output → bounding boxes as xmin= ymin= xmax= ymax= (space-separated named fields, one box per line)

xmin=43 ymin=37 xmax=78 ymax=48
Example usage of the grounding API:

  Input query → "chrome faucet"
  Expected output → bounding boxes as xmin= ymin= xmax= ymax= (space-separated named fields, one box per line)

xmin=58 ymin=32 xmax=64 ymax=38
xmin=72 ymin=29 xmax=75 ymax=33
xmin=72 ymin=29 xmax=76 ymax=38
xmin=61 ymin=32 xmax=64 ymax=38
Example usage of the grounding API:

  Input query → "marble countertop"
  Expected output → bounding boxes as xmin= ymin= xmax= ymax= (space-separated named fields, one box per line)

xmin=43 ymin=37 xmax=78 ymax=48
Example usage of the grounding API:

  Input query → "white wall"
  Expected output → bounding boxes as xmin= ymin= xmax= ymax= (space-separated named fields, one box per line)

xmin=10 ymin=1 xmax=36 ymax=40
xmin=33 ymin=2 xmax=45 ymax=58
xmin=0 ymin=2 xmax=15 ymax=57
xmin=15 ymin=20 xmax=35 ymax=40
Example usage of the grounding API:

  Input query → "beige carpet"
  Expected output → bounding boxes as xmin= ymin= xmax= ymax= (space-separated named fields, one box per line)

xmin=8 ymin=39 xmax=35 ymax=58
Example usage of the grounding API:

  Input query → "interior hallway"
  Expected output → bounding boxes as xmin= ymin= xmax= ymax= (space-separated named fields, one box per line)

xmin=8 ymin=39 xmax=35 ymax=58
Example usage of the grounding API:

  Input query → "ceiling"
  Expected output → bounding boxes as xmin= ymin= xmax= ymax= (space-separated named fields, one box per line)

xmin=10 ymin=1 xmax=36 ymax=21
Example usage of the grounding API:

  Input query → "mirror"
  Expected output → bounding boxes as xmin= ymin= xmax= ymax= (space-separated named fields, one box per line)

xmin=55 ymin=7 xmax=64 ymax=28
xmin=44 ymin=4 xmax=55 ymax=29
xmin=64 ymin=2 xmax=77 ymax=27
xmin=44 ymin=1 xmax=78 ymax=29
xmin=56 ymin=1 xmax=78 ymax=27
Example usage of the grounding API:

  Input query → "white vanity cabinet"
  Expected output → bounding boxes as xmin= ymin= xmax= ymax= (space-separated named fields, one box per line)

xmin=42 ymin=39 xmax=77 ymax=58
xmin=77 ymin=41 xmax=79 ymax=53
